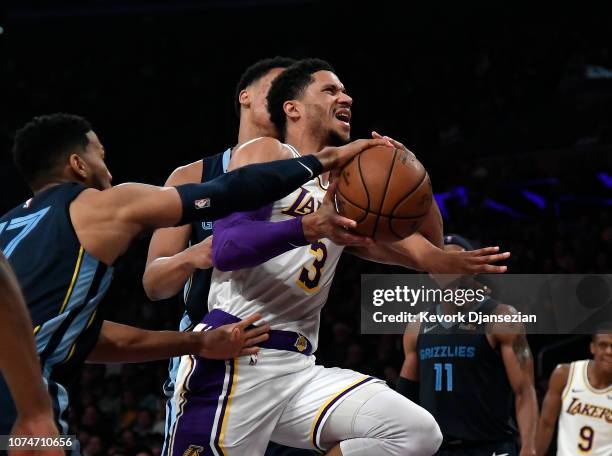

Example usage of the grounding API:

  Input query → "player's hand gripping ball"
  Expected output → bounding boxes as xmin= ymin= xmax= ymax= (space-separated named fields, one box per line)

xmin=334 ymin=145 xmax=432 ymax=242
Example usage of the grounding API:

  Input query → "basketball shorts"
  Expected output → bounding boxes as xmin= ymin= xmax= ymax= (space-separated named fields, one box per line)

xmin=164 ymin=310 xmax=384 ymax=456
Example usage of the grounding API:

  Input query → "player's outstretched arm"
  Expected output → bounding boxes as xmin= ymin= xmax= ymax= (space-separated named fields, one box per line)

xmin=143 ymin=162 xmax=211 ymax=301
xmin=0 ymin=254 xmax=63 ymax=455
xmin=87 ymin=315 xmax=269 ymax=363
xmin=396 ymin=322 xmax=421 ymax=403
xmin=73 ymin=137 xmax=387 ymax=266
xmin=348 ymin=233 xmax=510 ymax=273
xmin=495 ymin=308 xmax=538 ymax=456
xmin=536 ymin=364 xmax=569 ymax=456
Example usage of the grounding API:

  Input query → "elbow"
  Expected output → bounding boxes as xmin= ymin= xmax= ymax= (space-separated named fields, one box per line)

xmin=211 ymin=237 xmax=231 ymax=272
xmin=142 ymin=270 xmax=165 ymax=301
xmin=212 ymin=236 xmax=254 ymax=272
xmin=212 ymin=251 xmax=230 ymax=272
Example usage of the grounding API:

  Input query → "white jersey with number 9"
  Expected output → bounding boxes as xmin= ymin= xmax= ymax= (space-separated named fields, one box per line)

xmin=557 ymin=360 xmax=612 ymax=456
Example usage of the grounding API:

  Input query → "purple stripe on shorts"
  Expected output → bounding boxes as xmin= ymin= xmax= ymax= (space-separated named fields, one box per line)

xmin=213 ymin=358 xmax=236 ymax=453
xmin=311 ymin=376 xmax=376 ymax=451
xmin=169 ymin=355 xmax=228 ymax=456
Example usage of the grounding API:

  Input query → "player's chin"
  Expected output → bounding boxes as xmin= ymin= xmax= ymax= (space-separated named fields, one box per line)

xmin=329 ymin=128 xmax=351 ymax=146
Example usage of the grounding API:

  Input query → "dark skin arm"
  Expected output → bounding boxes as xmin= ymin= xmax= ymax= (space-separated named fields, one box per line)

xmin=491 ymin=305 xmax=539 ymax=456
xmin=87 ymin=316 xmax=269 ymax=363
xmin=348 ymin=234 xmax=510 ymax=273
xmin=400 ymin=321 xmax=421 ymax=381
xmin=143 ymin=161 xmax=209 ymax=301
xmin=72 ymin=137 xmax=387 ymax=266
xmin=350 ymin=132 xmax=509 ymax=274
xmin=536 ymin=364 xmax=570 ymax=456
xmin=0 ymin=253 xmax=63 ymax=455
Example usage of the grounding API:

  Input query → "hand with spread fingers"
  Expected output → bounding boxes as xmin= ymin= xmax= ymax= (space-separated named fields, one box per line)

xmin=372 ymin=131 xmax=415 ymax=158
xmin=198 ymin=313 xmax=270 ymax=359
xmin=430 ymin=245 xmax=511 ymax=274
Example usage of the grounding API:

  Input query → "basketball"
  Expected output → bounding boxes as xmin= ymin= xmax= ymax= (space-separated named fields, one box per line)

xmin=335 ymin=145 xmax=433 ymax=242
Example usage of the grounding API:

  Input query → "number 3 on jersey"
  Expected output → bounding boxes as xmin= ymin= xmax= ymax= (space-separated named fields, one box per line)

xmin=297 ymin=241 xmax=328 ymax=292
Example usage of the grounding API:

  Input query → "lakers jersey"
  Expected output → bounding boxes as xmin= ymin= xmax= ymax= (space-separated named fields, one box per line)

xmin=207 ymin=144 xmax=344 ymax=350
xmin=0 ymin=183 xmax=113 ymax=434
xmin=558 ymin=360 xmax=612 ymax=455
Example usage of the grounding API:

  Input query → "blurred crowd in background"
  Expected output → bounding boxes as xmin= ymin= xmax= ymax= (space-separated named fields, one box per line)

xmin=1 ymin=2 xmax=611 ymax=454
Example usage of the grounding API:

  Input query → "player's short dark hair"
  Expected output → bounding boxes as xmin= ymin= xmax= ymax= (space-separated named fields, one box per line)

xmin=592 ymin=323 xmax=612 ymax=341
xmin=234 ymin=56 xmax=296 ymax=116
xmin=12 ymin=113 xmax=92 ymax=186
xmin=267 ymin=58 xmax=335 ymax=141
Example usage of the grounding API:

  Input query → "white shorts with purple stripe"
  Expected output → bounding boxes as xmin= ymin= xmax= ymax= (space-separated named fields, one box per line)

xmin=165 ymin=312 xmax=383 ymax=455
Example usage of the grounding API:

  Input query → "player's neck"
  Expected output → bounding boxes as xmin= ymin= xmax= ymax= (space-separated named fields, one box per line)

xmin=284 ymin=130 xmax=326 ymax=156
xmin=32 ymin=179 xmax=72 ymax=195
xmin=237 ymin=118 xmax=277 ymax=147
xmin=588 ymin=360 xmax=612 ymax=389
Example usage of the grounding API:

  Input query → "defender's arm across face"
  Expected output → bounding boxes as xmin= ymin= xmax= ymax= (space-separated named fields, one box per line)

xmin=69 ymin=147 xmax=333 ymax=265
xmin=210 ymin=137 xmax=384 ymax=271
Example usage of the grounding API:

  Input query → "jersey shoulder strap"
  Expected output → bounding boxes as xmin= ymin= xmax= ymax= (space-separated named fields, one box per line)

xmin=282 ymin=143 xmax=301 ymax=158
xmin=561 ymin=360 xmax=582 ymax=398
xmin=202 ymin=148 xmax=231 ymax=182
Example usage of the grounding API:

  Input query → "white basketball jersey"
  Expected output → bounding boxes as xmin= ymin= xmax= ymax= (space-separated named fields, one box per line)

xmin=557 ymin=360 xmax=612 ymax=455
xmin=208 ymin=144 xmax=344 ymax=350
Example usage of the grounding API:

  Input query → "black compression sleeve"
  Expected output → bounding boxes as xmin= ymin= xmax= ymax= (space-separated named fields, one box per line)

xmin=175 ymin=154 xmax=323 ymax=225
xmin=396 ymin=376 xmax=420 ymax=404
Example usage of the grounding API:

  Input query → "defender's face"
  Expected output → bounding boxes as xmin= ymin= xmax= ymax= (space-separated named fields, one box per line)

xmin=591 ymin=334 xmax=612 ymax=374
xmin=249 ymin=67 xmax=286 ymax=137
xmin=301 ymin=70 xmax=352 ymax=145
xmin=83 ymin=131 xmax=113 ymax=190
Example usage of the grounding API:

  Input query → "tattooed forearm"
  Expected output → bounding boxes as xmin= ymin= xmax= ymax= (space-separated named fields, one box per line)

xmin=512 ymin=334 xmax=532 ymax=368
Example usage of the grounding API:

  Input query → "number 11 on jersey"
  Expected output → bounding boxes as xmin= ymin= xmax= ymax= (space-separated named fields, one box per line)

xmin=434 ymin=363 xmax=453 ymax=392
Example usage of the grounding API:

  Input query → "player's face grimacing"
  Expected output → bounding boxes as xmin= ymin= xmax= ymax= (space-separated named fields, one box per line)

xmin=591 ymin=333 xmax=612 ymax=374
xmin=82 ymin=131 xmax=113 ymax=190
xmin=249 ymin=67 xmax=286 ymax=138
xmin=303 ymin=70 xmax=352 ymax=145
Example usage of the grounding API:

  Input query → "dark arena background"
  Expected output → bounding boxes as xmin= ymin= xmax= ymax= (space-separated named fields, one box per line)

xmin=1 ymin=2 xmax=611 ymax=455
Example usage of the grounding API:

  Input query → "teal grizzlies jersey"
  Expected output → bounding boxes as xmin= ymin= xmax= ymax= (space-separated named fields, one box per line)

xmin=0 ymin=183 xmax=113 ymax=435
xmin=183 ymin=149 xmax=230 ymax=324
xmin=416 ymin=298 xmax=518 ymax=443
